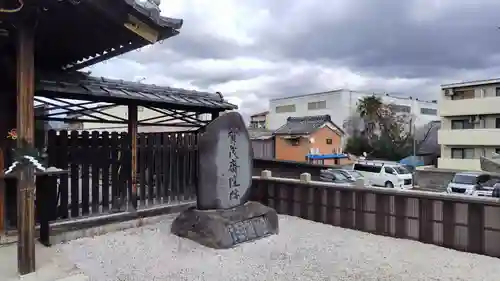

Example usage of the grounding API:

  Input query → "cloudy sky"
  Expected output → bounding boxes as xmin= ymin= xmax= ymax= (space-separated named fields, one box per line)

xmin=89 ymin=0 xmax=500 ymax=118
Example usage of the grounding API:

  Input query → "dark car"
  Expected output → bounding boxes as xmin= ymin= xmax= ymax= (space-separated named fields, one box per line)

xmin=319 ymin=169 xmax=356 ymax=184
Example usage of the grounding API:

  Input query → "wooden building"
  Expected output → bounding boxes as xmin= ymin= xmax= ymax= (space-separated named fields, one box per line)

xmin=0 ymin=0 xmax=236 ymax=275
xmin=273 ymin=115 xmax=345 ymax=163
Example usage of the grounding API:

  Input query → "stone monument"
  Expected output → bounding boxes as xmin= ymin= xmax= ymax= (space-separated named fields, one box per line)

xmin=171 ymin=112 xmax=279 ymax=249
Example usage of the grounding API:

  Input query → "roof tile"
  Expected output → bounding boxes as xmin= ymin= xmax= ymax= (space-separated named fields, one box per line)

xmin=274 ymin=115 xmax=333 ymax=135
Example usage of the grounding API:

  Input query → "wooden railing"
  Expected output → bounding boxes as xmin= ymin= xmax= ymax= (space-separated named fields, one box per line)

xmin=250 ymin=170 xmax=500 ymax=257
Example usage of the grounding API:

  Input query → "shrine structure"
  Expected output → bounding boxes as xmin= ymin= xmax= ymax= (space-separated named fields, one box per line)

xmin=0 ymin=0 xmax=236 ymax=275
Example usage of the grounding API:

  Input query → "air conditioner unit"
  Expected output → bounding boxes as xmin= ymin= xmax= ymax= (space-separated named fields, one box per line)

xmin=444 ymin=89 xmax=455 ymax=96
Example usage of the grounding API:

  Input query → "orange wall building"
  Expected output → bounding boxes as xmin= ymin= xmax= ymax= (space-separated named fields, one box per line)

xmin=273 ymin=115 xmax=346 ymax=164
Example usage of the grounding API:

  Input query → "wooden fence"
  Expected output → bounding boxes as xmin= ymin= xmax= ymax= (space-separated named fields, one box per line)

xmin=39 ymin=130 xmax=198 ymax=221
xmin=251 ymin=171 xmax=500 ymax=258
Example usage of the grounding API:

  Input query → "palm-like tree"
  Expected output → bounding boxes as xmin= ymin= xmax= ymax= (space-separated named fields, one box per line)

xmin=356 ymin=95 xmax=383 ymax=138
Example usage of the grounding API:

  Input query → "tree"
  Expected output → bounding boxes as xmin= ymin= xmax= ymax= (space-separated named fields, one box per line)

xmin=356 ymin=95 xmax=383 ymax=139
xmin=343 ymin=95 xmax=414 ymax=161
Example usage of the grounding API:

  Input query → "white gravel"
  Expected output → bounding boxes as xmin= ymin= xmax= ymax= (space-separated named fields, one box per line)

xmin=57 ymin=215 xmax=500 ymax=281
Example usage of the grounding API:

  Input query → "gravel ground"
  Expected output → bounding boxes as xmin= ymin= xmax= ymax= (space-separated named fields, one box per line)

xmin=57 ymin=215 xmax=500 ymax=281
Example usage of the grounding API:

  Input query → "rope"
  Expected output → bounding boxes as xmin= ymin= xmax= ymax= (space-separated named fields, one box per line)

xmin=0 ymin=0 xmax=24 ymax=13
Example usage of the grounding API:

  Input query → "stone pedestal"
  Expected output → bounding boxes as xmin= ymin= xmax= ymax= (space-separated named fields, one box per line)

xmin=171 ymin=201 xmax=279 ymax=249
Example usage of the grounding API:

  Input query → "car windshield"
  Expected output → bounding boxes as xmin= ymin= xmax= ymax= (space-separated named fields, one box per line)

xmin=349 ymin=170 xmax=363 ymax=178
xmin=331 ymin=170 xmax=349 ymax=181
xmin=452 ymin=175 xmax=477 ymax=185
xmin=394 ymin=166 xmax=410 ymax=174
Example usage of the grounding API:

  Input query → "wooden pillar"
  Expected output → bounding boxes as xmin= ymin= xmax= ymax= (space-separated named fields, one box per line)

xmin=210 ymin=111 xmax=220 ymax=121
xmin=128 ymin=105 xmax=138 ymax=210
xmin=16 ymin=20 xmax=36 ymax=275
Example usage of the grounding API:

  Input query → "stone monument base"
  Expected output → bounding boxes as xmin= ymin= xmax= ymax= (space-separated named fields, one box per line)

xmin=171 ymin=201 xmax=279 ymax=249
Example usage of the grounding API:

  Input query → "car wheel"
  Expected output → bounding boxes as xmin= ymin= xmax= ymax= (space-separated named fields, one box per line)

xmin=385 ymin=181 xmax=394 ymax=188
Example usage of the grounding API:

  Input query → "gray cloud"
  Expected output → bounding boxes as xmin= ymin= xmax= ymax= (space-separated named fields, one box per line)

xmin=91 ymin=0 xmax=500 ymax=117
xmin=258 ymin=1 xmax=500 ymax=78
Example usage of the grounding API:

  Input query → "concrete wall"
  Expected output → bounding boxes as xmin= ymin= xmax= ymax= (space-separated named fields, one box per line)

xmin=414 ymin=168 xmax=458 ymax=191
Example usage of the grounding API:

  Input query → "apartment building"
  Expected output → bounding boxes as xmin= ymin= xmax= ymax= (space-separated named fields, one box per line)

xmin=249 ymin=111 xmax=269 ymax=129
xmin=268 ymin=89 xmax=439 ymax=131
xmin=438 ymin=78 xmax=500 ymax=171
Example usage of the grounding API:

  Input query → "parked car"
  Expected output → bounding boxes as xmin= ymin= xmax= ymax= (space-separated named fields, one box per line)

xmin=319 ymin=169 xmax=356 ymax=184
xmin=330 ymin=169 xmax=365 ymax=182
xmin=446 ymin=172 xmax=500 ymax=196
xmin=352 ymin=160 xmax=413 ymax=189
xmin=492 ymin=183 xmax=500 ymax=198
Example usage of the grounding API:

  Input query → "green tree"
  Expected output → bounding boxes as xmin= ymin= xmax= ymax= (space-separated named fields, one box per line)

xmin=356 ymin=95 xmax=383 ymax=139
xmin=344 ymin=95 xmax=414 ymax=160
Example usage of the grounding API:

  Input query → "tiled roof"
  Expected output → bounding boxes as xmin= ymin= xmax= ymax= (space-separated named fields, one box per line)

xmin=273 ymin=115 xmax=337 ymax=135
xmin=251 ymin=111 xmax=269 ymax=117
xmin=248 ymin=129 xmax=274 ymax=140
xmin=36 ymin=72 xmax=237 ymax=111
xmin=124 ymin=0 xmax=183 ymax=31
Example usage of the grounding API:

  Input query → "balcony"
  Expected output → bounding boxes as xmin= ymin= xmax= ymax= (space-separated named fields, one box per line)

xmin=437 ymin=158 xmax=481 ymax=171
xmin=440 ymin=97 xmax=500 ymax=116
xmin=438 ymin=129 xmax=500 ymax=146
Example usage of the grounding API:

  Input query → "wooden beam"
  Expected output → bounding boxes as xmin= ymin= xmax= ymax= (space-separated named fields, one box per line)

xmin=16 ymin=19 xmax=36 ymax=275
xmin=128 ymin=105 xmax=138 ymax=210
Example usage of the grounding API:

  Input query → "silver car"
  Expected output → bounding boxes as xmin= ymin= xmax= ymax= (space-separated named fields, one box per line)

xmin=331 ymin=169 xmax=365 ymax=182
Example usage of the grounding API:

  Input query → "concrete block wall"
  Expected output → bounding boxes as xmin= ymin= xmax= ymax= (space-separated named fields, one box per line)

xmin=414 ymin=168 xmax=457 ymax=191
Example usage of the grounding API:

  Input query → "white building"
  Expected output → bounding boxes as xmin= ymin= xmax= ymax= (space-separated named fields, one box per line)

xmin=249 ymin=111 xmax=269 ymax=129
xmin=438 ymin=78 xmax=500 ymax=171
xmin=268 ymin=89 xmax=439 ymax=131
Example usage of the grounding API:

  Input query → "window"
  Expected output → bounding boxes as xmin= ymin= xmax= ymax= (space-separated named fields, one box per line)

xmin=451 ymin=119 xmax=474 ymax=129
xmin=451 ymin=89 xmax=475 ymax=100
xmin=496 ymin=148 xmax=500 ymax=154
xmin=496 ymin=88 xmax=500 ymax=97
xmin=326 ymin=138 xmax=333 ymax=145
xmin=496 ymin=118 xmax=500 ymax=128
xmin=420 ymin=108 xmax=437 ymax=116
xmin=353 ymin=164 xmax=382 ymax=173
xmin=451 ymin=148 xmax=475 ymax=159
xmin=384 ymin=167 xmax=395 ymax=174
xmin=275 ymin=104 xmax=296 ymax=113
xmin=307 ymin=100 xmax=327 ymax=110
xmin=286 ymin=137 xmax=300 ymax=146
xmin=394 ymin=166 xmax=410 ymax=174
xmin=389 ymin=104 xmax=411 ymax=113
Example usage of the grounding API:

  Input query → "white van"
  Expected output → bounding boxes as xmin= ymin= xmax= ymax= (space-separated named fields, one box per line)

xmin=352 ymin=160 xmax=413 ymax=189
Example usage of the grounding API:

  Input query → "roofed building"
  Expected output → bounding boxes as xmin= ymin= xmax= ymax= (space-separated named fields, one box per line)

xmin=249 ymin=111 xmax=269 ymax=129
xmin=438 ymin=78 xmax=500 ymax=170
xmin=273 ymin=115 xmax=345 ymax=163
xmin=0 ymin=0 xmax=237 ymax=274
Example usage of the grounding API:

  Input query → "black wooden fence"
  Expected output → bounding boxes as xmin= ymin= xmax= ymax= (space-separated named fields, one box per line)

xmin=42 ymin=130 xmax=198 ymax=221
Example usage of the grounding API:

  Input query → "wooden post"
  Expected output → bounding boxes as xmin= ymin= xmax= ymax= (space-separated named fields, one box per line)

xmin=128 ymin=105 xmax=138 ymax=210
xmin=210 ymin=111 xmax=220 ymax=121
xmin=16 ymin=20 xmax=36 ymax=275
